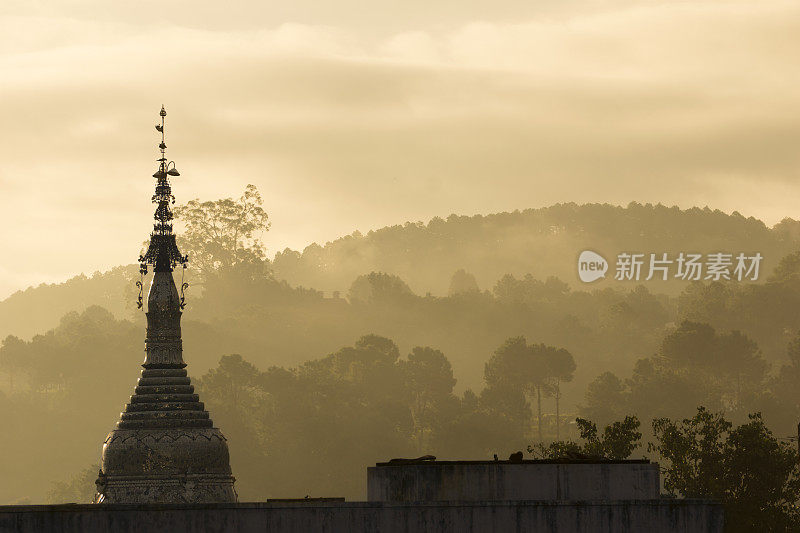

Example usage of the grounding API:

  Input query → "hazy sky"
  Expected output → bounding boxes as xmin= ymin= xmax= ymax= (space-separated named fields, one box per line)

xmin=1 ymin=1 xmax=799 ymax=299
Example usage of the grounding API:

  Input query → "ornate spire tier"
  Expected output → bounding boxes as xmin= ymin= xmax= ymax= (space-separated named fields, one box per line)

xmin=94 ymin=107 xmax=237 ymax=504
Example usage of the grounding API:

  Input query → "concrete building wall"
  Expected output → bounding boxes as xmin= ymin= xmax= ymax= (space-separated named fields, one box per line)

xmin=368 ymin=461 xmax=661 ymax=502
xmin=0 ymin=500 xmax=723 ymax=533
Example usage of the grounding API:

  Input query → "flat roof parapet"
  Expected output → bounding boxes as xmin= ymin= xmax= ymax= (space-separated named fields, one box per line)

xmin=267 ymin=498 xmax=345 ymax=503
xmin=375 ymin=459 xmax=651 ymax=466
xmin=368 ymin=459 xmax=661 ymax=502
xmin=0 ymin=500 xmax=724 ymax=533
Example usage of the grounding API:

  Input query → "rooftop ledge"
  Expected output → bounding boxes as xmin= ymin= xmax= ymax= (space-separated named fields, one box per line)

xmin=374 ymin=459 xmax=651 ymax=466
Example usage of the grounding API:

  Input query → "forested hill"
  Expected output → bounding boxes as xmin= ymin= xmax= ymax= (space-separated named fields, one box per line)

xmin=272 ymin=202 xmax=800 ymax=295
xmin=7 ymin=197 xmax=800 ymax=504
xmin=2 ymin=202 xmax=799 ymax=339
xmin=0 ymin=266 xmax=137 ymax=339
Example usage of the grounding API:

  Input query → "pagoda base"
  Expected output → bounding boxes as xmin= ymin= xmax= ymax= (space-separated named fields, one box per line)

xmin=94 ymin=473 xmax=236 ymax=504
xmin=95 ymin=427 xmax=237 ymax=504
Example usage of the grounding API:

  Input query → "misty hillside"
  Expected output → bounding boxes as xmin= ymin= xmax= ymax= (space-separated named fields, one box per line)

xmin=2 ymin=202 xmax=799 ymax=340
xmin=6 ymin=199 xmax=800 ymax=504
xmin=0 ymin=266 xmax=136 ymax=340
xmin=272 ymin=202 xmax=800 ymax=295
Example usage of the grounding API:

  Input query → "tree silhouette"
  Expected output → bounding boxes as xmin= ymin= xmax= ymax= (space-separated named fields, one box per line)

xmin=582 ymin=372 xmax=627 ymax=425
xmin=174 ymin=184 xmax=270 ymax=282
xmin=539 ymin=344 xmax=576 ymax=440
xmin=529 ymin=415 xmax=641 ymax=460
xmin=400 ymin=347 xmax=457 ymax=452
xmin=348 ymin=272 xmax=413 ymax=304
xmin=650 ymin=408 xmax=800 ymax=532
xmin=448 ymin=269 xmax=479 ymax=296
xmin=484 ymin=337 xmax=573 ymax=442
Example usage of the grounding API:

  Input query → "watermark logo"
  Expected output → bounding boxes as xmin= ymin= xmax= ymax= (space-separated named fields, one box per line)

xmin=577 ymin=251 xmax=763 ymax=283
xmin=578 ymin=250 xmax=608 ymax=283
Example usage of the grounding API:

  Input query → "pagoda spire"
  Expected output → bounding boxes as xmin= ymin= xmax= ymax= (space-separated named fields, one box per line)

xmin=94 ymin=107 xmax=237 ymax=504
xmin=138 ymin=106 xmax=188 ymax=368
xmin=139 ymin=105 xmax=188 ymax=275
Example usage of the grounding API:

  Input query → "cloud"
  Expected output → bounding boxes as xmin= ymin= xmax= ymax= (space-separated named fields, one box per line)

xmin=1 ymin=1 xmax=799 ymax=297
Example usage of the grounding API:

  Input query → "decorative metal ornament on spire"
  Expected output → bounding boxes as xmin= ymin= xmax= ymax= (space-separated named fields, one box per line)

xmin=137 ymin=106 xmax=189 ymax=309
xmin=139 ymin=105 xmax=188 ymax=275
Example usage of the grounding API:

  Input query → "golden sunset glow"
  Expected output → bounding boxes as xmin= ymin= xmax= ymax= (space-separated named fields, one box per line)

xmin=2 ymin=1 xmax=799 ymax=297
